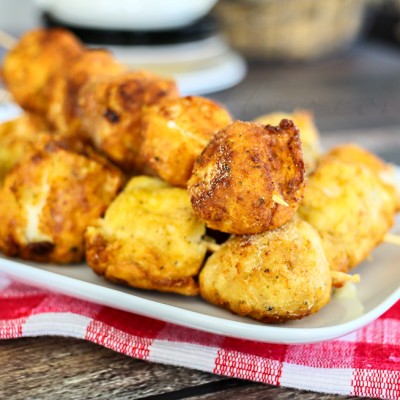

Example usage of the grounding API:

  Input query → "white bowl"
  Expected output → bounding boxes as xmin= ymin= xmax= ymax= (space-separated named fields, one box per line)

xmin=33 ymin=0 xmax=218 ymax=31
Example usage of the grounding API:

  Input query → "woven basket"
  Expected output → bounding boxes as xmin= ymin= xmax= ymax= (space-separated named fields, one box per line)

xmin=214 ymin=0 xmax=367 ymax=60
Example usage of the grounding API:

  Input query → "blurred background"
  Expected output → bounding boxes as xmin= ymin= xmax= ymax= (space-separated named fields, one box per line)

xmin=1 ymin=0 xmax=400 ymax=161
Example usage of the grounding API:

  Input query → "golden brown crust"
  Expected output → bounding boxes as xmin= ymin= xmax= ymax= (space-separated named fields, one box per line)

xmin=79 ymin=71 xmax=179 ymax=172
xmin=0 ymin=137 xmax=123 ymax=264
xmin=85 ymin=176 xmax=207 ymax=295
xmin=2 ymin=28 xmax=84 ymax=113
xmin=188 ymin=120 xmax=305 ymax=234
xmin=254 ymin=109 xmax=321 ymax=173
xmin=0 ymin=113 xmax=51 ymax=184
xmin=324 ymin=143 xmax=400 ymax=210
xmin=298 ymin=145 xmax=399 ymax=273
xmin=199 ymin=218 xmax=331 ymax=322
xmin=86 ymin=231 xmax=199 ymax=295
xmin=141 ymin=96 xmax=232 ymax=187
xmin=46 ymin=50 xmax=126 ymax=137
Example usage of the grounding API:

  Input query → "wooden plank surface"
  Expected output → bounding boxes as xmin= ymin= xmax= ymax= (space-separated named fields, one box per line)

xmin=0 ymin=337 xmax=361 ymax=400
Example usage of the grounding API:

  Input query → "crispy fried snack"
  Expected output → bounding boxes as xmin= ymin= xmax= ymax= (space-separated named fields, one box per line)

xmin=0 ymin=113 xmax=50 ymax=184
xmin=188 ymin=120 xmax=305 ymax=234
xmin=199 ymin=218 xmax=331 ymax=322
xmin=141 ymin=96 xmax=232 ymax=187
xmin=2 ymin=28 xmax=83 ymax=114
xmin=85 ymin=176 xmax=208 ymax=295
xmin=254 ymin=110 xmax=321 ymax=173
xmin=298 ymin=145 xmax=399 ymax=274
xmin=0 ymin=137 xmax=123 ymax=263
xmin=325 ymin=144 xmax=400 ymax=209
xmin=79 ymin=71 xmax=179 ymax=172
xmin=46 ymin=50 xmax=126 ymax=136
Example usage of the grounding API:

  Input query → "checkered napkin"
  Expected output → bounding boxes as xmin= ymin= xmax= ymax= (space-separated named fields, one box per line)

xmin=0 ymin=276 xmax=399 ymax=399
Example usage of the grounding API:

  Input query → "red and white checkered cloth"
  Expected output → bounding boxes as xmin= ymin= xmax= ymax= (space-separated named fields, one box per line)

xmin=1 ymin=276 xmax=399 ymax=399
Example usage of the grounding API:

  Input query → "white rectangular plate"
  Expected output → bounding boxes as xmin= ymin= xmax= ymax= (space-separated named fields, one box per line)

xmin=0 ymin=166 xmax=400 ymax=344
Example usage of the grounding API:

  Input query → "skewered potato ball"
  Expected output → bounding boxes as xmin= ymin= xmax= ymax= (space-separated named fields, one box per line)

xmin=79 ymin=71 xmax=179 ymax=172
xmin=0 ymin=136 xmax=123 ymax=264
xmin=0 ymin=113 xmax=50 ymax=184
xmin=188 ymin=120 xmax=305 ymax=235
xmin=254 ymin=110 xmax=321 ymax=173
xmin=46 ymin=49 xmax=126 ymax=136
xmin=141 ymin=96 xmax=232 ymax=187
xmin=2 ymin=28 xmax=84 ymax=114
xmin=85 ymin=176 xmax=208 ymax=296
xmin=326 ymin=144 xmax=400 ymax=208
xmin=199 ymin=217 xmax=332 ymax=322
xmin=298 ymin=145 xmax=399 ymax=274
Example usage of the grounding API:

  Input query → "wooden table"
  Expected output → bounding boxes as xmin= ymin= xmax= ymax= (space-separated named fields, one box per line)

xmin=1 ymin=36 xmax=400 ymax=399
xmin=1 ymin=337 xmax=363 ymax=400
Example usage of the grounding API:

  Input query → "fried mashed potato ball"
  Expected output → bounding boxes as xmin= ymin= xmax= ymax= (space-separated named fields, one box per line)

xmin=199 ymin=218 xmax=332 ymax=323
xmin=85 ymin=176 xmax=208 ymax=296
xmin=325 ymin=144 xmax=400 ymax=209
xmin=188 ymin=120 xmax=305 ymax=235
xmin=0 ymin=137 xmax=123 ymax=264
xmin=254 ymin=110 xmax=321 ymax=173
xmin=0 ymin=113 xmax=50 ymax=184
xmin=46 ymin=50 xmax=126 ymax=136
xmin=79 ymin=71 xmax=179 ymax=172
xmin=298 ymin=145 xmax=398 ymax=274
xmin=141 ymin=96 xmax=232 ymax=187
xmin=2 ymin=28 xmax=83 ymax=114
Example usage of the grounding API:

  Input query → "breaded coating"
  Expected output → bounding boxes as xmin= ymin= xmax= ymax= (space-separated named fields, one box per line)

xmin=2 ymin=28 xmax=83 ymax=114
xmin=46 ymin=50 xmax=126 ymax=136
xmin=325 ymin=144 xmax=400 ymax=209
xmin=188 ymin=120 xmax=305 ymax=235
xmin=85 ymin=176 xmax=208 ymax=295
xmin=0 ymin=113 xmax=50 ymax=184
xmin=254 ymin=110 xmax=321 ymax=173
xmin=298 ymin=145 xmax=398 ymax=274
xmin=79 ymin=71 xmax=179 ymax=172
xmin=141 ymin=96 xmax=232 ymax=187
xmin=0 ymin=137 xmax=123 ymax=264
xmin=199 ymin=218 xmax=331 ymax=323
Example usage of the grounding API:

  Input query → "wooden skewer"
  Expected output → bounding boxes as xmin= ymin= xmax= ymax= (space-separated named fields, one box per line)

xmin=331 ymin=270 xmax=360 ymax=287
xmin=202 ymin=236 xmax=221 ymax=253
xmin=383 ymin=233 xmax=400 ymax=246
xmin=0 ymin=89 xmax=13 ymax=104
xmin=204 ymin=241 xmax=221 ymax=253
xmin=0 ymin=30 xmax=17 ymax=50
xmin=272 ymin=194 xmax=289 ymax=207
